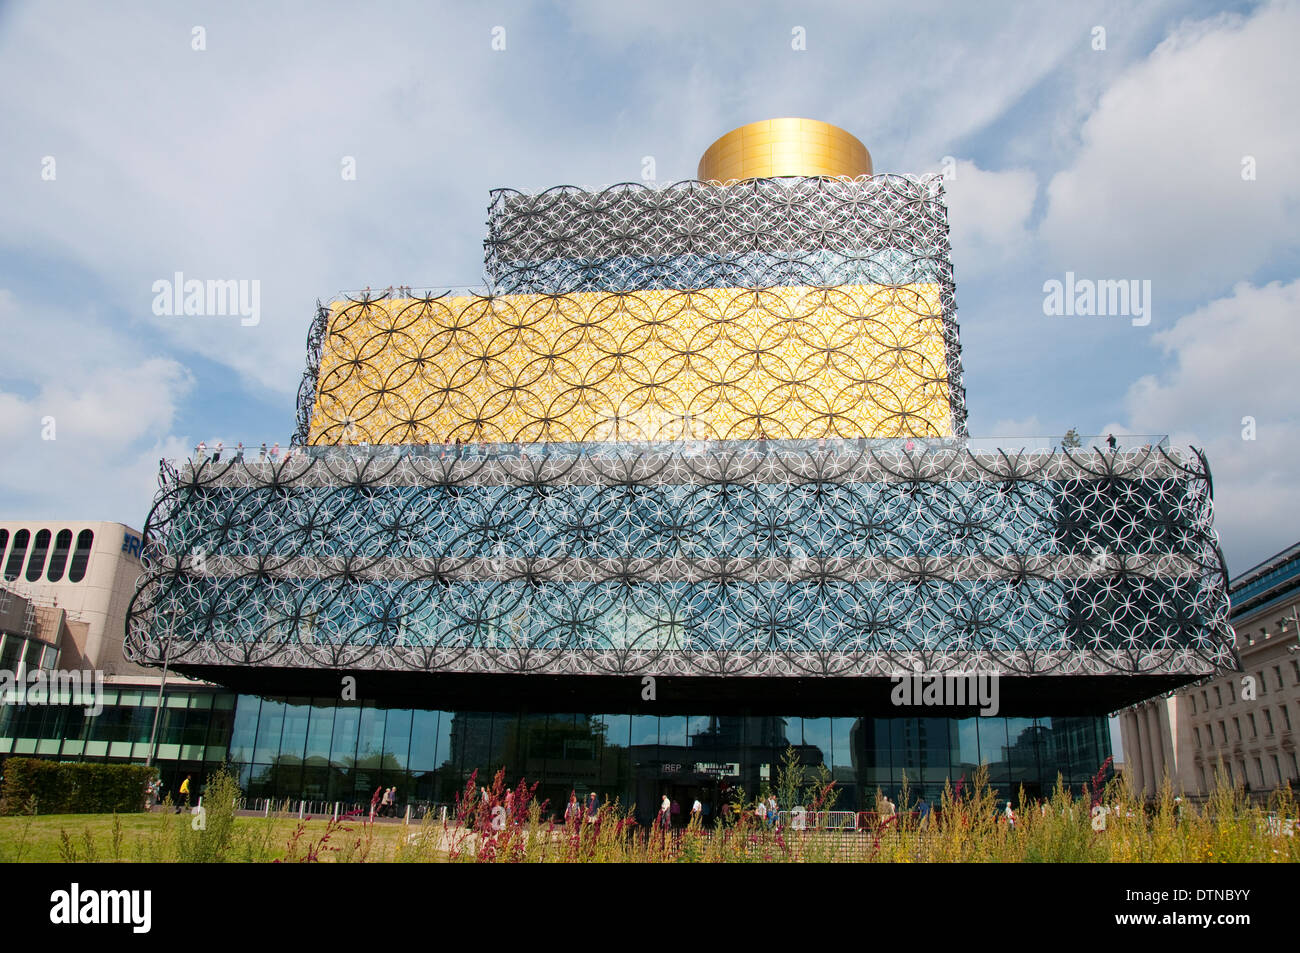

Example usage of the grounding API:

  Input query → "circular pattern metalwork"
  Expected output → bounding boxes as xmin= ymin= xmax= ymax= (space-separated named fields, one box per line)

xmin=125 ymin=442 xmax=1235 ymax=679
xmin=304 ymin=284 xmax=955 ymax=446
xmin=292 ymin=175 xmax=967 ymax=448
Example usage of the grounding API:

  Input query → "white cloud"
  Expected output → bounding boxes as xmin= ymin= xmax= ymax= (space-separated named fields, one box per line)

xmin=1039 ymin=2 xmax=1300 ymax=301
xmin=0 ymin=288 xmax=194 ymax=524
xmin=943 ymin=161 xmax=1038 ymax=275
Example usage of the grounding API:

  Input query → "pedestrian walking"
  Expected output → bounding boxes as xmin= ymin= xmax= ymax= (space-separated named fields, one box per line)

xmin=234 ymin=442 xmax=245 ymax=461
xmin=660 ymin=793 xmax=671 ymax=829
xmin=586 ymin=791 xmax=599 ymax=824
xmin=259 ymin=442 xmax=267 ymax=460
xmin=196 ymin=441 xmax=206 ymax=462
xmin=177 ymin=774 xmax=192 ymax=814
xmin=212 ymin=440 xmax=223 ymax=462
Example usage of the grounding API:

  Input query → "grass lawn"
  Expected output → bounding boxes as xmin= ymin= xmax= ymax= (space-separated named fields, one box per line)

xmin=0 ymin=811 xmax=418 ymax=863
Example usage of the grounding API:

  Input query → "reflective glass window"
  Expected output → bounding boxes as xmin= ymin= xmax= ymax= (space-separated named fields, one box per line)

xmin=229 ymin=696 xmax=261 ymax=762
xmin=278 ymin=699 xmax=311 ymax=764
xmin=45 ymin=529 xmax=72 ymax=582
xmin=356 ymin=705 xmax=386 ymax=770
xmin=67 ymin=529 xmax=94 ymax=583
xmin=1006 ymin=717 xmax=1039 ymax=785
xmin=408 ymin=710 xmax=441 ymax=771
xmin=659 ymin=715 xmax=687 ymax=749
xmin=630 ymin=714 xmax=658 ymax=748
xmin=955 ymin=718 xmax=981 ymax=776
xmin=253 ymin=698 xmax=286 ymax=763
xmin=25 ymin=529 xmax=51 ymax=582
xmin=831 ymin=716 xmax=856 ymax=784
xmin=802 ymin=718 xmax=832 ymax=767
xmin=978 ymin=717 xmax=1010 ymax=783
xmin=384 ymin=709 xmax=413 ymax=772
xmin=302 ymin=700 xmax=335 ymax=765
xmin=4 ymin=529 xmax=30 ymax=581
xmin=329 ymin=705 xmax=361 ymax=768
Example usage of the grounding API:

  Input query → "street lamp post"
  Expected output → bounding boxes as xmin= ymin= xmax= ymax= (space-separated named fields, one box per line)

xmin=145 ymin=606 xmax=178 ymax=768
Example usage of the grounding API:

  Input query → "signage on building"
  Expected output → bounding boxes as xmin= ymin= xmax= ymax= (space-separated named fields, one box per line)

xmin=694 ymin=762 xmax=740 ymax=777
xmin=122 ymin=531 xmax=144 ymax=559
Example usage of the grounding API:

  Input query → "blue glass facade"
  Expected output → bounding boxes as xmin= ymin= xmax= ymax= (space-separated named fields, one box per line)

xmin=0 ymin=690 xmax=1110 ymax=817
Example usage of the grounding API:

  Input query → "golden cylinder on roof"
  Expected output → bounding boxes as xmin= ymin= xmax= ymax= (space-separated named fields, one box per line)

xmin=697 ymin=118 xmax=872 ymax=183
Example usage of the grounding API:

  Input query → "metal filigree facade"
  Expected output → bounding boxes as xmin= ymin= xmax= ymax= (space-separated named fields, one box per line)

xmin=124 ymin=442 xmax=1233 ymax=678
xmin=128 ymin=168 xmax=1235 ymax=689
xmin=306 ymin=283 xmax=953 ymax=445
xmin=294 ymin=175 xmax=966 ymax=448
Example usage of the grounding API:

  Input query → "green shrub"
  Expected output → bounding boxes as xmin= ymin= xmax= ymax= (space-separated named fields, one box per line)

xmin=0 ymin=758 xmax=153 ymax=815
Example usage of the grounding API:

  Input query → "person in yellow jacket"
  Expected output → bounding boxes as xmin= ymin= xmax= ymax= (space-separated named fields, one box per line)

xmin=177 ymin=775 xmax=192 ymax=814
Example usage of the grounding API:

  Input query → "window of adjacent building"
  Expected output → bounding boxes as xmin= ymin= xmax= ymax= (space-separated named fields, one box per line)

xmin=1254 ymin=757 xmax=1264 ymax=787
xmin=1293 ymin=659 xmax=1300 ymax=685
xmin=67 ymin=529 xmax=93 ymax=583
xmin=46 ymin=529 xmax=73 ymax=582
xmin=1193 ymin=726 xmax=1201 ymax=747
xmin=0 ymin=530 xmax=7 ymax=568
xmin=1219 ymin=721 xmax=1227 ymax=744
xmin=1233 ymin=717 xmax=1241 ymax=741
xmin=1283 ymin=705 xmax=1293 ymax=733
xmin=1271 ymin=754 xmax=1281 ymax=786
xmin=24 ymin=528 xmax=51 ymax=582
xmin=1202 ymin=690 xmax=1209 ymax=711
xmin=3 ymin=529 xmax=30 ymax=581
xmin=1214 ymin=686 xmax=1222 ymax=708
xmin=1189 ymin=695 xmax=1197 ymax=715
xmin=1264 ymin=708 xmax=1274 ymax=735
xmin=1257 ymin=672 xmax=1267 ymax=695
xmin=1274 ymin=665 xmax=1284 ymax=692
xmin=1197 ymin=765 xmax=1207 ymax=792
xmin=1248 ymin=713 xmax=1257 ymax=738
xmin=1291 ymin=752 xmax=1299 ymax=781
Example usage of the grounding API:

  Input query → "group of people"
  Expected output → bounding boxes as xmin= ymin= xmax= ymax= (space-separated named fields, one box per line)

xmin=656 ymin=792 xmax=782 ymax=828
xmin=369 ymin=785 xmax=400 ymax=819
xmin=193 ymin=441 xmax=282 ymax=463
xmin=143 ymin=774 xmax=192 ymax=813
xmin=752 ymin=793 xmax=781 ymax=827
xmin=564 ymin=791 xmax=601 ymax=824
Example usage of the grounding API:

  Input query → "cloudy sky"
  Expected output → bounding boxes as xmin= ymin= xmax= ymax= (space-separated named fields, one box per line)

xmin=1 ymin=0 xmax=1297 ymax=578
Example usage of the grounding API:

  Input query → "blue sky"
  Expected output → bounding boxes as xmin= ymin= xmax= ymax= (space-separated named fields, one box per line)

xmin=1 ymin=0 xmax=1297 ymax=577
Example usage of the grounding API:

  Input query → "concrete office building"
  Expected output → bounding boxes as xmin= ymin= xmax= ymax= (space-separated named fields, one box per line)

xmin=0 ymin=521 xmax=222 ymax=787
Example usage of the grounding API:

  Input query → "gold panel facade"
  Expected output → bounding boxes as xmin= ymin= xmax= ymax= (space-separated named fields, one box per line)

xmin=309 ymin=285 xmax=953 ymax=445
xmin=698 ymin=118 xmax=872 ymax=183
